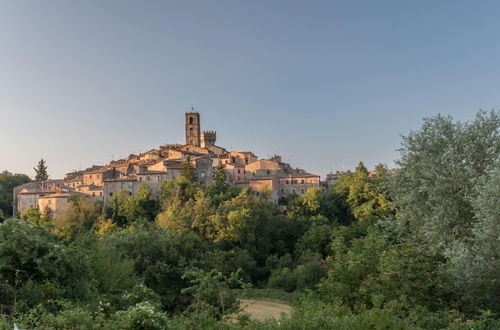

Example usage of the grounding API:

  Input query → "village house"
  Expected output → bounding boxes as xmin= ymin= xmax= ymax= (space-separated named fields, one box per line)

xmin=278 ymin=173 xmax=321 ymax=197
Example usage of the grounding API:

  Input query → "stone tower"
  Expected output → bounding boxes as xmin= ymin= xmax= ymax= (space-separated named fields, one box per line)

xmin=201 ymin=130 xmax=216 ymax=147
xmin=185 ymin=111 xmax=201 ymax=146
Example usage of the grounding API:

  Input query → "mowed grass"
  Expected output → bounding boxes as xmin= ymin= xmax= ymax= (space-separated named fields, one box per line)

xmin=239 ymin=299 xmax=291 ymax=321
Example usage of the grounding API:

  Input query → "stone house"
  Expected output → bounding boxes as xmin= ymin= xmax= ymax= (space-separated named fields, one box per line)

xmin=278 ymin=173 xmax=321 ymax=197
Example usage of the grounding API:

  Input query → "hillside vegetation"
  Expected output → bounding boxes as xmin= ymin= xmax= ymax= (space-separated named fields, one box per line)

xmin=0 ymin=110 xmax=498 ymax=329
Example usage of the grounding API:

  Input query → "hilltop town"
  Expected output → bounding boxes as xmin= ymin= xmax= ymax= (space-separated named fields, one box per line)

xmin=13 ymin=111 xmax=328 ymax=217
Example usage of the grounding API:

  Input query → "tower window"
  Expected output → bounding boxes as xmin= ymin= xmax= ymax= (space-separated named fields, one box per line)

xmin=189 ymin=117 xmax=194 ymax=124
xmin=190 ymin=127 xmax=193 ymax=136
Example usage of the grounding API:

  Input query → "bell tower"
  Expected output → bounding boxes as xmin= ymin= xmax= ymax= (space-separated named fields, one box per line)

xmin=185 ymin=110 xmax=201 ymax=146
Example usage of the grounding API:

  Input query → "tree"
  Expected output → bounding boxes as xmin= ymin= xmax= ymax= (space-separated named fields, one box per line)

xmin=58 ymin=195 xmax=103 ymax=229
xmin=392 ymin=110 xmax=500 ymax=254
xmin=34 ymin=159 xmax=49 ymax=181
xmin=122 ymin=184 xmax=160 ymax=222
xmin=335 ymin=162 xmax=391 ymax=221
xmin=445 ymin=162 xmax=500 ymax=312
xmin=208 ymin=162 xmax=227 ymax=197
xmin=0 ymin=219 xmax=91 ymax=313
xmin=182 ymin=157 xmax=197 ymax=184
xmin=0 ymin=170 xmax=31 ymax=217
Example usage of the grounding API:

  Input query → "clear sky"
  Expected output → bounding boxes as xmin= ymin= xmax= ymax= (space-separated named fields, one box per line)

xmin=1 ymin=0 xmax=499 ymax=179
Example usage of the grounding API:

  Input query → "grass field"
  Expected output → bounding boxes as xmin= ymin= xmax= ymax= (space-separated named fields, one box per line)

xmin=239 ymin=299 xmax=291 ymax=321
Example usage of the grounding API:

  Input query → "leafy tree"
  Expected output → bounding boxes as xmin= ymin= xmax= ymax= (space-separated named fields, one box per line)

xmin=335 ymin=162 xmax=392 ymax=221
xmin=122 ymin=184 xmax=160 ymax=222
xmin=101 ymin=225 xmax=210 ymax=310
xmin=0 ymin=219 xmax=91 ymax=313
xmin=0 ymin=170 xmax=31 ymax=217
xmin=392 ymin=110 xmax=500 ymax=254
xmin=105 ymin=189 xmax=131 ymax=226
xmin=56 ymin=195 xmax=102 ymax=231
xmin=19 ymin=207 xmax=51 ymax=226
xmin=181 ymin=268 xmax=242 ymax=318
xmin=318 ymin=225 xmax=388 ymax=308
xmin=34 ymin=159 xmax=49 ymax=181
xmin=287 ymin=188 xmax=354 ymax=225
xmin=182 ymin=157 xmax=197 ymax=184
xmin=295 ymin=222 xmax=333 ymax=257
xmin=208 ymin=161 xmax=228 ymax=197
xmin=445 ymin=161 xmax=500 ymax=312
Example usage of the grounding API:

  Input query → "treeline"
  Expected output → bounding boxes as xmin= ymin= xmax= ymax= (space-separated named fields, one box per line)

xmin=0 ymin=110 xmax=499 ymax=329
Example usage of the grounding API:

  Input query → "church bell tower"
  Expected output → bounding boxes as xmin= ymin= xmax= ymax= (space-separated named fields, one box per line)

xmin=185 ymin=110 xmax=201 ymax=146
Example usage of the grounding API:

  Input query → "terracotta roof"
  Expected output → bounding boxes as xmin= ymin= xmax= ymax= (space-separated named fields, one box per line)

xmin=137 ymin=171 xmax=168 ymax=175
xmin=278 ymin=173 xmax=320 ymax=179
xmin=104 ymin=177 xmax=137 ymax=182
xmin=77 ymin=184 xmax=103 ymax=190
xmin=39 ymin=191 xmax=83 ymax=199
xmin=66 ymin=175 xmax=83 ymax=182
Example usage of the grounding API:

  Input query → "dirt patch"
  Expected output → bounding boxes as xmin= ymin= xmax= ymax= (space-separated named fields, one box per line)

xmin=239 ymin=299 xmax=291 ymax=321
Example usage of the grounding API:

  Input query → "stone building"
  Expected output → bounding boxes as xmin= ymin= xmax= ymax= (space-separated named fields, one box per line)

xmin=278 ymin=173 xmax=321 ymax=197
xmin=75 ymin=184 xmax=103 ymax=198
xmin=14 ymin=180 xmax=71 ymax=215
xmin=248 ymin=176 xmax=280 ymax=203
xmin=82 ymin=167 xmax=121 ymax=186
xmin=185 ymin=111 xmax=201 ymax=146
xmin=325 ymin=171 xmax=341 ymax=187
xmin=245 ymin=159 xmax=281 ymax=176
xmin=38 ymin=191 xmax=81 ymax=218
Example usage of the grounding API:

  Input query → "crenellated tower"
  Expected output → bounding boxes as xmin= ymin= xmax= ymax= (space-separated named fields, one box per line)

xmin=201 ymin=130 xmax=216 ymax=147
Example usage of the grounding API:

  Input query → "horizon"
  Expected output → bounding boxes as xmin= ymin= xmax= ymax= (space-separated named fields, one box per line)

xmin=2 ymin=1 xmax=499 ymax=178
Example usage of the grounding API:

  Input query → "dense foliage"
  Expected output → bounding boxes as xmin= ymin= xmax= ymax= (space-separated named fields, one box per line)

xmin=0 ymin=110 xmax=498 ymax=329
xmin=0 ymin=171 xmax=31 ymax=218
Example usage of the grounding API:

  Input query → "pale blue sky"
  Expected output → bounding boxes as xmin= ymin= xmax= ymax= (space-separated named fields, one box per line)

xmin=1 ymin=0 xmax=499 ymax=178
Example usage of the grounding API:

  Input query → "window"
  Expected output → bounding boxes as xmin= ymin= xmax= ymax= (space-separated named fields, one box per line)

xmin=189 ymin=127 xmax=193 ymax=136
xmin=100 ymin=192 xmax=103 ymax=196
xmin=92 ymin=192 xmax=95 ymax=196
xmin=301 ymin=188 xmax=305 ymax=194
xmin=285 ymin=180 xmax=289 ymax=184
xmin=189 ymin=117 xmax=194 ymax=124
xmin=147 ymin=176 xmax=150 ymax=181
xmin=267 ymin=170 xmax=270 ymax=175
xmin=281 ymin=189 xmax=284 ymax=193
xmin=89 ymin=175 xmax=92 ymax=179
xmin=129 ymin=192 xmax=132 ymax=196
xmin=237 ymin=169 xmax=240 ymax=174
xmin=139 ymin=177 xmax=142 ymax=181
xmin=301 ymin=179 xmax=304 ymax=184
xmin=109 ymin=192 xmax=113 ymax=196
